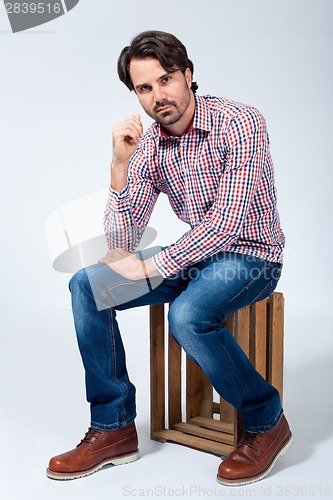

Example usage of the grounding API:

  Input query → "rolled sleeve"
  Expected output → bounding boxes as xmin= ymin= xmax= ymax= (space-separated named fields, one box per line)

xmin=103 ymin=146 xmax=160 ymax=252
xmin=152 ymin=248 xmax=182 ymax=278
xmin=106 ymin=185 xmax=130 ymax=212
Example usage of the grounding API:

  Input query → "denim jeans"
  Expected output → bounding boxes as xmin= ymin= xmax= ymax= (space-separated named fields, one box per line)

xmin=69 ymin=248 xmax=283 ymax=434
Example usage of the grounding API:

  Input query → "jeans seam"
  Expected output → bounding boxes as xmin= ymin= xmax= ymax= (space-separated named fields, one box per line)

xmin=107 ymin=308 xmax=128 ymax=426
xmin=249 ymin=280 xmax=272 ymax=305
xmin=206 ymin=260 xmax=269 ymax=324
xmin=101 ymin=280 xmax=146 ymax=304
xmin=224 ymin=261 xmax=268 ymax=308
xmin=214 ymin=331 xmax=253 ymax=410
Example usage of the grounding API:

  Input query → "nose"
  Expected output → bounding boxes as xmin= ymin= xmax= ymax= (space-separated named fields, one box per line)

xmin=152 ymin=85 xmax=166 ymax=104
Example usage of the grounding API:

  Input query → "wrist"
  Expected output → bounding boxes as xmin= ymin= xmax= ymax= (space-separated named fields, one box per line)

xmin=110 ymin=160 xmax=129 ymax=192
xmin=142 ymin=258 xmax=161 ymax=278
xmin=111 ymin=159 xmax=129 ymax=169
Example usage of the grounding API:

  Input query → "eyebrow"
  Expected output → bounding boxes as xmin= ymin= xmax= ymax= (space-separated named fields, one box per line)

xmin=134 ymin=72 xmax=173 ymax=91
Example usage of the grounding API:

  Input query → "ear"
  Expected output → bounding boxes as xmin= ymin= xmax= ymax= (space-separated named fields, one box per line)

xmin=185 ymin=67 xmax=192 ymax=89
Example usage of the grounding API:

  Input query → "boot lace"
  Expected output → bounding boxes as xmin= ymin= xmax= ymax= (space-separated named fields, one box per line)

xmin=77 ymin=428 xmax=104 ymax=447
xmin=240 ymin=431 xmax=263 ymax=451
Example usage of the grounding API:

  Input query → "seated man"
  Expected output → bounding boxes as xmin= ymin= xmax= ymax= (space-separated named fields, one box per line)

xmin=47 ymin=30 xmax=292 ymax=486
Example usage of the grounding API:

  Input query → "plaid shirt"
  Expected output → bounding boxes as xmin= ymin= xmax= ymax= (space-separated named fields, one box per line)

xmin=104 ymin=94 xmax=285 ymax=278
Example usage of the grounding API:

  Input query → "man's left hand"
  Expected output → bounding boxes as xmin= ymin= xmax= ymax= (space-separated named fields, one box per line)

xmin=98 ymin=249 xmax=161 ymax=280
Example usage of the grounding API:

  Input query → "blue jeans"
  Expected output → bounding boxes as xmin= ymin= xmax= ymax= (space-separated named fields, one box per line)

xmin=69 ymin=248 xmax=283 ymax=434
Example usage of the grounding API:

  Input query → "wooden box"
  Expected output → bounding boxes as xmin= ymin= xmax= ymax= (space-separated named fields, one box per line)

xmin=150 ymin=292 xmax=284 ymax=456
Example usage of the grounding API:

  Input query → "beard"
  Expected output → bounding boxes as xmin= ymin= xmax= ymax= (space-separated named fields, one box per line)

xmin=149 ymin=85 xmax=192 ymax=126
xmin=154 ymin=103 xmax=184 ymax=126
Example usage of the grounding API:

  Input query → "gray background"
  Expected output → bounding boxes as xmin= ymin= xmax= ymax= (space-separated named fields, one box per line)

xmin=1 ymin=0 xmax=332 ymax=499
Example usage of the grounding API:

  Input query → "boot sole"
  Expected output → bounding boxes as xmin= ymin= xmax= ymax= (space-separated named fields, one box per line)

xmin=46 ymin=450 xmax=139 ymax=480
xmin=216 ymin=433 xmax=293 ymax=487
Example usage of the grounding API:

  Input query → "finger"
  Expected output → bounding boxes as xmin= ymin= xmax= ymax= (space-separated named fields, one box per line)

xmin=113 ymin=122 xmax=142 ymax=142
xmin=128 ymin=114 xmax=143 ymax=135
xmin=132 ymin=114 xmax=142 ymax=130
xmin=128 ymin=119 xmax=143 ymax=140
xmin=113 ymin=115 xmax=143 ymax=139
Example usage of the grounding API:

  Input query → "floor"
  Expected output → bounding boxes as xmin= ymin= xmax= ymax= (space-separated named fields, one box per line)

xmin=1 ymin=304 xmax=332 ymax=500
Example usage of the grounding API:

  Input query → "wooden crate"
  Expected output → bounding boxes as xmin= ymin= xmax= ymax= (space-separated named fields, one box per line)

xmin=150 ymin=292 xmax=284 ymax=457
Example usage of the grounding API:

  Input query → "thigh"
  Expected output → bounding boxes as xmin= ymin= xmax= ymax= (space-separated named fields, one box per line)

xmin=83 ymin=247 xmax=189 ymax=311
xmin=171 ymin=252 xmax=281 ymax=327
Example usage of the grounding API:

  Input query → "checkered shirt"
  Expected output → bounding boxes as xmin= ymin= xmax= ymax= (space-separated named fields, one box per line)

xmin=104 ymin=94 xmax=285 ymax=278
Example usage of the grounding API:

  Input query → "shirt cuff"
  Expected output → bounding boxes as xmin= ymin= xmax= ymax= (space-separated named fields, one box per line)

xmin=106 ymin=185 xmax=130 ymax=212
xmin=152 ymin=248 xmax=182 ymax=278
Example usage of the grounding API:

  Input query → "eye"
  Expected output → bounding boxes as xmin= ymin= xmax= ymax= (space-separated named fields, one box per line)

xmin=138 ymin=85 xmax=151 ymax=93
xmin=161 ymin=76 xmax=171 ymax=84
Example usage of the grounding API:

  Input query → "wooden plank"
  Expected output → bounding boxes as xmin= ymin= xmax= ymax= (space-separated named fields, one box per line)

xmin=212 ymin=402 xmax=220 ymax=414
xmin=234 ymin=305 xmax=251 ymax=356
xmin=173 ymin=422 xmax=234 ymax=446
xmin=185 ymin=356 xmax=213 ymax=420
xmin=219 ymin=313 xmax=236 ymax=426
xmin=233 ymin=305 xmax=250 ymax=447
xmin=267 ymin=292 xmax=284 ymax=401
xmin=152 ymin=429 xmax=233 ymax=457
xmin=250 ymin=299 xmax=267 ymax=378
xmin=225 ymin=311 xmax=235 ymax=336
xmin=190 ymin=416 xmax=234 ymax=435
xmin=150 ymin=304 xmax=165 ymax=436
xmin=199 ymin=370 xmax=213 ymax=418
xmin=168 ymin=325 xmax=182 ymax=428
xmin=219 ymin=398 xmax=236 ymax=428
xmin=186 ymin=356 xmax=202 ymax=421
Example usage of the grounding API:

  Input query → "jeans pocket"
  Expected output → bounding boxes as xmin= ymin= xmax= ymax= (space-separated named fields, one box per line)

xmin=249 ymin=264 xmax=281 ymax=304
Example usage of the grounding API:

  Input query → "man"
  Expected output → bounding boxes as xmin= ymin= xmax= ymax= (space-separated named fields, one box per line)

xmin=47 ymin=30 xmax=292 ymax=486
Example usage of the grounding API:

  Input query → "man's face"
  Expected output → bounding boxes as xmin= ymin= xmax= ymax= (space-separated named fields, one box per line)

xmin=129 ymin=57 xmax=194 ymax=131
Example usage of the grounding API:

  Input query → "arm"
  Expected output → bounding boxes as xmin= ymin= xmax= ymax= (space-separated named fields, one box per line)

xmin=103 ymin=114 xmax=159 ymax=251
xmin=100 ymin=114 xmax=162 ymax=279
xmin=152 ymin=109 xmax=270 ymax=277
xmin=110 ymin=113 xmax=143 ymax=193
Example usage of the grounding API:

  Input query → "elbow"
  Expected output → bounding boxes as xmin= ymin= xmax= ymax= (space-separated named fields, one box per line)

xmin=207 ymin=210 xmax=243 ymax=242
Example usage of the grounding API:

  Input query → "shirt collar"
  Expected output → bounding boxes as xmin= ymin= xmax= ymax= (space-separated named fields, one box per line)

xmin=156 ymin=94 xmax=212 ymax=139
xmin=193 ymin=94 xmax=212 ymax=133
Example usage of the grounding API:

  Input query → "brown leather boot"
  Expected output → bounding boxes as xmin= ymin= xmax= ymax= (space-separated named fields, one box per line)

xmin=46 ymin=422 xmax=139 ymax=480
xmin=217 ymin=415 xmax=293 ymax=486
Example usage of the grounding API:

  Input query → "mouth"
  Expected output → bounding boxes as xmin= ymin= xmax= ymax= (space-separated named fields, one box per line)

xmin=155 ymin=104 xmax=173 ymax=113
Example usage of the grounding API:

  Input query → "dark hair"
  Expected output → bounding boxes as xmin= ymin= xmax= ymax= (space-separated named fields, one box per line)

xmin=117 ymin=30 xmax=198 ymax=93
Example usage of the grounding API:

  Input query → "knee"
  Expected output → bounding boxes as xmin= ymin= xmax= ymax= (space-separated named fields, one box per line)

xmin=168 ymin=297 xmax=227 ymax=344
xmin=69 ymin=267 xmax=90 ymax=294
xmin=168 ymin=300 xmax=197 ymax=344
xmin=69 ymin=262 xmax=106 ymax=291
